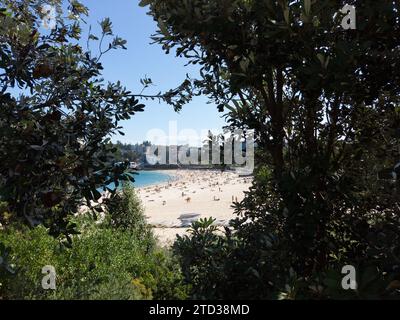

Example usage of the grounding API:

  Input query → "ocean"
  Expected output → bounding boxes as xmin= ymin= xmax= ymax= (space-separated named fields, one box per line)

xmin=132 ymin=171 xmax=173 ymax=188
xmin=104 ymin=171 xmax=173 ymax=190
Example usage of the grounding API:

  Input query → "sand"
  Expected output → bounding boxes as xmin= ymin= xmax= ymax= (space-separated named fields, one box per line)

xmin=136 ymin=169 xmax=253 ymax=246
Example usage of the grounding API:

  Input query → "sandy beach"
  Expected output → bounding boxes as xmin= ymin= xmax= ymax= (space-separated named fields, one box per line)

xmin=137 ymin=169 xmax=253 ymax=245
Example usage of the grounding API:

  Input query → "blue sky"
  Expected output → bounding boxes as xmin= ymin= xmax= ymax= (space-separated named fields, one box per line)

xmin=78 ymin=0 xmax=227 ymax=145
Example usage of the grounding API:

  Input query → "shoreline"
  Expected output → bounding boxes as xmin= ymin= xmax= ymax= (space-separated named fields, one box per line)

xmin=137 ymin=169 xmax=253 ymax=246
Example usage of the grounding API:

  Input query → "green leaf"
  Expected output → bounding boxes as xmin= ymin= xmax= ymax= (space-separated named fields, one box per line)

xmin=100 ymin=18 xmax=113 ymax=35
xmin=139 ymin=0 xmax=152 ymax=7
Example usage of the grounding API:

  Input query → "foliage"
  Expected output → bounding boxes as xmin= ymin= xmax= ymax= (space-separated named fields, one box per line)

xmin=112 ymin=141 xmax=143 ymax=163
xmin=174 ymin=218 xmax=229 ymax=299
xmin=0 ymin=216 xmax=188 ymax=300
xmin=1 ymin=171 xmax=188 ymax=300
xmin=146 ymin=0 xmax=400 ymax=299
xmin=105 ymin=183 xmax=149 ymax=233
xmin=0 ymin=0 xmax=146 ymax=239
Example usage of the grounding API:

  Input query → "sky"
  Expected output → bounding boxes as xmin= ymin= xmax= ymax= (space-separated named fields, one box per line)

xmin=77 ymin=0 xmax=227 ymax=146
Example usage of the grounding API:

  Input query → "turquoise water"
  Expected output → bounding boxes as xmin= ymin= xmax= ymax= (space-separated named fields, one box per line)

xmin=105 ymin=171 xmax=173 ymax=190
xmin=133 ymin=171 xmax=173 ymax=187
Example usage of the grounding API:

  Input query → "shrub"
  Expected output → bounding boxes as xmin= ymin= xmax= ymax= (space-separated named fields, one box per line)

xmin=174 ymin=189 xmax=400 ymax=300
xmin=0 ymin=185 xmax=188 ymax=300
xmin=105 ymin=183 xmax=149 ymax=233
xmin=173 ymin=218 xmax=233 ymax=299
xmin=0 ymin=222 xmax=188 ymax=300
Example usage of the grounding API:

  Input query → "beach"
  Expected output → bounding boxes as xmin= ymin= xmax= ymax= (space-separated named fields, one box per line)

xmin=137 ymin=169 xmax=253 ymax=245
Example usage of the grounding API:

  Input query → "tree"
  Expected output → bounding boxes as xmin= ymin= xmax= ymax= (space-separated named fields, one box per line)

xmin=145 ymin=0 xmax=400 ymax=298
xmin=0 ymin=0 xmax=149 ymax=240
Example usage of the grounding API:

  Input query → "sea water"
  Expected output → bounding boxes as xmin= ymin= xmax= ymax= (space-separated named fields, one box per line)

xmin=104 ymin=171 xmax=173 ymax=190
xmin=132 ymin=171 xmax=173 ymax=187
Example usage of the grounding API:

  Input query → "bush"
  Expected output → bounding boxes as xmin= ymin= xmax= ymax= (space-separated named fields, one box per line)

xmin=105 ymin=183 xmax=148 ymax=233
xmin=173 ymin=218 xmax=234 ymax=299
xmin=0 ymin=184 xmax=188 ymax=300
xmin=174 ymin=172 xmax=400 ymax=300
xmin=0 ymin=221 xmax=188 ymax=300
